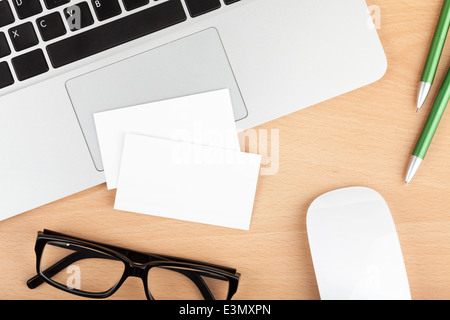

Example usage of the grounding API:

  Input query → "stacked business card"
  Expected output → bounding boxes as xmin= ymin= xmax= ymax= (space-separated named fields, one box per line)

xmin=94 ymin=89 xmax=261 ymax=230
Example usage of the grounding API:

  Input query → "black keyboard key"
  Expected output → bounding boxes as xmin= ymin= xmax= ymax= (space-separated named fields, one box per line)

xmin=11 ymin=49 xmax=49 ymax=81
xmin=185 ymin=0 xmax=221 ymax=17
xmin=224 ymin=0 xmax=240 ymax=4
xmin=37 ymin=12 xmax=67 ymax=41
xmin=43 ymin=0 xmax=71 ymax=9
xmin=12 ymin=0 xmax=43 ymax=19
xmin=47 ymin=0 xmax=187 ymax=68
xmin=0 ymin=0 xmax=15 ymax=27
xmin=0 ymin=32 xmax=11 ymax=58
xmin=0 ymin=62 xmax=14 ymax=89
xmin=8 ymin=22 xmax=39 ymax=52
xmin=64 ymin=2 xmax=94 ymax=31
xmin=122 ymin=0 xmax=149 ymax=11
xmin=91 ymin=0 xmax=121 ymax=21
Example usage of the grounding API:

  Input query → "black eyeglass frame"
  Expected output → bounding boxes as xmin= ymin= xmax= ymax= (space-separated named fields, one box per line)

xmin=27 ymin=229 xmax=240 ymax=300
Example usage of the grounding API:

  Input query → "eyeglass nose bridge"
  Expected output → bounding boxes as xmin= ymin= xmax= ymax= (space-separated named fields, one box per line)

xmin=128 ymin=262 xmax=147 ymax=279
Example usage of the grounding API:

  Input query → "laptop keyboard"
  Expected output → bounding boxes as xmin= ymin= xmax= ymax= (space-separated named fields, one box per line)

xmin=0 ymin=0 xmax=242 ymax=90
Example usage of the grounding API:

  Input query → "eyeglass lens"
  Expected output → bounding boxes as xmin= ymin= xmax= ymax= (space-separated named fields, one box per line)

xmin=40 ymin=241 xmax=125 ymax=294
xmin=147 ymin=266 xmax=230 ymax=300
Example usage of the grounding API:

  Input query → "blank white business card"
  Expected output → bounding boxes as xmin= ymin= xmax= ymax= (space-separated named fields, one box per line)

xmin=114 ymin=134 xmax=261 ymax=230
xmin=94 ymin=89 xmax=240 ymax=190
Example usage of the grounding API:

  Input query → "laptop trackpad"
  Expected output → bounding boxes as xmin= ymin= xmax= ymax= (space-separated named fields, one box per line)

xmin=66 ymin=28 xmax=247 ymax=172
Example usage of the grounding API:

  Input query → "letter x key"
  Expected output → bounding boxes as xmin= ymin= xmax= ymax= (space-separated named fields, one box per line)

xmin=8 ymin=22 xmax=39 ymax=52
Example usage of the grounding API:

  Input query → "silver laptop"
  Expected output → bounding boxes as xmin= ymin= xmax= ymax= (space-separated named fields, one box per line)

xmin=0 ymin=0 xmax=386 ymax=220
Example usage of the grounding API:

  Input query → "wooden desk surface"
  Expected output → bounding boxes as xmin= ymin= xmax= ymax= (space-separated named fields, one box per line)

xmin=1 ymin=0 xmax=450 ymax=300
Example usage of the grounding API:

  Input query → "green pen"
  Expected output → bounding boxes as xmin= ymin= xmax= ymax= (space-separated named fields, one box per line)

xmin=406 ymin=65 xmax=450 ymax=184
xmin=417 ymin=0 xmax=450 ymax=112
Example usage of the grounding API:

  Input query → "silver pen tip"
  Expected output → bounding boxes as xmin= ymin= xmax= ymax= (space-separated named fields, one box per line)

xmin=417 ymin=82 xmax=432 ymax=111
xmin=405 ymin=156 xmax=423 ymax=185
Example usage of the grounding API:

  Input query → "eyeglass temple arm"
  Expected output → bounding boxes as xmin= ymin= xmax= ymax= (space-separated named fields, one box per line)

xmin=26 ymin=247 xmax=217 ymax=299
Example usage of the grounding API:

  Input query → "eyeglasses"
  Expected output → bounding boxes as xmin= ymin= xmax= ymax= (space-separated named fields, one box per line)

xmin=27 ymin=230 xmax=240 ymax=300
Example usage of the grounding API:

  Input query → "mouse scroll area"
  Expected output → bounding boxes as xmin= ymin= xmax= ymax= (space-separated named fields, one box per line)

xmin=306 ymin=187 xmax=411 ymax=300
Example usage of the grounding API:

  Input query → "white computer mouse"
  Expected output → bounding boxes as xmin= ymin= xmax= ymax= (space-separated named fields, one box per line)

xmin=306 ymin=187 xmax=411 ymax=300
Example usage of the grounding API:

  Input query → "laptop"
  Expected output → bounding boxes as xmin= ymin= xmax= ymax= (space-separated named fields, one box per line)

xmin=0 ymin=0 xmax=386 ymax=221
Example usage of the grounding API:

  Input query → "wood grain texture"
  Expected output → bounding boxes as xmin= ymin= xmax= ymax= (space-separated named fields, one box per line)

xmin=1 ymin=0 xmax=450 ymax=300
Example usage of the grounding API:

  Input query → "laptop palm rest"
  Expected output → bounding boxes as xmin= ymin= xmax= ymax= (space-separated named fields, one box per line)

xmin=65 ymin=28 xmax=247 ymax=172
